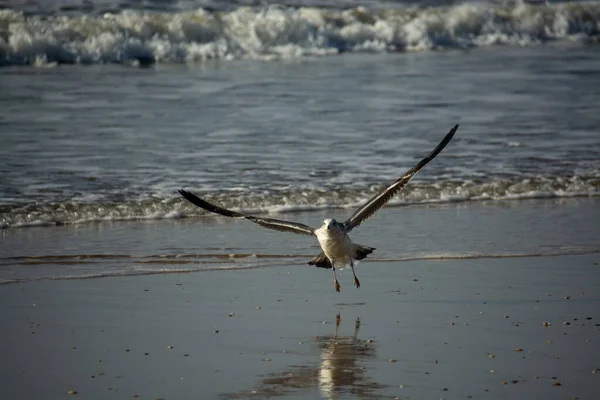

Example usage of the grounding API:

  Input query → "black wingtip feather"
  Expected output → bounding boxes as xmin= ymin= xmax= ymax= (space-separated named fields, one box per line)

xmin=425 ymin=124 xmax=459 ymax=161
xmin=178 ymin=189 xmax=243 ymax=218
xmin=178 ymin=189 xmax=315 ymax=235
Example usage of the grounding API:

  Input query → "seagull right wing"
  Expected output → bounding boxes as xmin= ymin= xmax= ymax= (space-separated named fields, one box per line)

xmin=178 ymin=190 xmax=315 ymax=236
xmin=343 ymin=124 xmax=459 ymax=232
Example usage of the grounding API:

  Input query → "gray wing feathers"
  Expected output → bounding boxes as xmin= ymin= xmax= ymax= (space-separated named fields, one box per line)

xmin=343 ymin=124 xmax=459 ymax=232
xmin=178 ymin=190 xmax=315 ymax=236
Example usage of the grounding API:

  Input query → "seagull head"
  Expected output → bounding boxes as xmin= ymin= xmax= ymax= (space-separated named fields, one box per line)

xmin=323 ymin=218 xmax=338 ymax=230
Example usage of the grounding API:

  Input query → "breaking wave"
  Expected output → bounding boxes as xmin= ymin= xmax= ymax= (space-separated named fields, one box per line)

xmin=1 ymin=1 xmax=599 ymax=66
xmin=1 ymin=173 xmax=598 ymax=228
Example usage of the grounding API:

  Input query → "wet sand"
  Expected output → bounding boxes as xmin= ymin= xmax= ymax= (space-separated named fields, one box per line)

xmin=1 ymin=254 xmax=599 ymax=399
xmin=1 ymin=198 xmax=600 ymax=399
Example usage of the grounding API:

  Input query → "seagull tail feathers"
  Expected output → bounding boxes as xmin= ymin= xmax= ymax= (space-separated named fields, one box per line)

xmin=308 ymin=252 xmax=332 ymax=269
xmin=308 ymin=245 xmax=376 ymax=269
xmin=354 ymin=244 xmax=376 ymax=261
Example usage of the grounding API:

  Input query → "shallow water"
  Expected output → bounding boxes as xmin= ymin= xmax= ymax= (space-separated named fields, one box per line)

xmin=2 ymin=197 xmax=599 ymax=283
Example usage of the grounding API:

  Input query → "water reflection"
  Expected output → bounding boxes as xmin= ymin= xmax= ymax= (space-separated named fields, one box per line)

xmin=224 ymin=314 xmax=386 ymax=399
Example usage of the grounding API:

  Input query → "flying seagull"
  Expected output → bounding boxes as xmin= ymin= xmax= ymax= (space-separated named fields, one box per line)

xmin=179 ymin=124 xmax=459 ymax=292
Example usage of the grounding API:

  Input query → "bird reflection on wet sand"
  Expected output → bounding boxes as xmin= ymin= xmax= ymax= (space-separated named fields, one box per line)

xmin=223 ymin=314 xmax=387 ymax=399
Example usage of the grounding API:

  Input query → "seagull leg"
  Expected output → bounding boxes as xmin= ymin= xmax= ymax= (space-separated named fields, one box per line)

xmin=332 ymin=262 xmax=340 ymax=292
xmin=353 ymin=317 xmax=360 ymax=342
xmin=351 ymin=260 xmax=360 ymax=289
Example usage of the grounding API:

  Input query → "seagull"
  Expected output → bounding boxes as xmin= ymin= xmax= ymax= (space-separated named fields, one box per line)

xmin=179 ymin=124 xmax=459 ymax=292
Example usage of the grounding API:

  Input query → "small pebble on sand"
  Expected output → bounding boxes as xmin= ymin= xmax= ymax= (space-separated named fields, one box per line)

xmin=167 ymin=346 xmax=173 ymax=349
xmin=68 ymin=390 xmax=77 ymax=395
xmin=552 ymin=381 xmax=562 ymax=386
xmin=515 ymin=348 xmax=523 ymax=352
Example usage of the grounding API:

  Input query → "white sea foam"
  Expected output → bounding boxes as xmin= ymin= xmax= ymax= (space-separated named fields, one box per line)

xmin=1 ymin=174 xmax=599 ymax=229
xmin=1 ymin=1 xmax=599 ymax=66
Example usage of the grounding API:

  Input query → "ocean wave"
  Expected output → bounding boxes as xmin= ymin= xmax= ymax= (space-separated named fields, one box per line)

xmin=1 ymin=1 xmax=599 ymax=66
xmin=1 ymin=174 xmax=598 ymax=228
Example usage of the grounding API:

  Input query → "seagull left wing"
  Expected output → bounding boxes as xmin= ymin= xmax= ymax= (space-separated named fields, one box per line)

xmin=343 ymin=124 xmax=459 ymax=233
xmin=178 ymin=190 xmax=315 ymax=236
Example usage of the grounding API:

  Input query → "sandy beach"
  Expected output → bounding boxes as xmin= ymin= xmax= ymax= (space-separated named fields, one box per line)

xmin=1 ymin=254 xmax=599 ymax=399
xmin=1 ymin=198 xmax=599 ymax=399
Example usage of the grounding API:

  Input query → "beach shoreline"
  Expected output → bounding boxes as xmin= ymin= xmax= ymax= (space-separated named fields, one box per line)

xmin=2 ymin=250 xmax=599 ymax=399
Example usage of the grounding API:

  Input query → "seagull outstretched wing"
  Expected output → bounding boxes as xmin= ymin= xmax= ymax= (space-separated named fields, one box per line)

xmin=342 ymin=124 xmax=459 ymax=232
xmin=178 ymin=190 xmax=315 ymax=236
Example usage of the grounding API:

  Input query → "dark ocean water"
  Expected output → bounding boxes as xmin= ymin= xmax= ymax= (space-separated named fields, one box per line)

xmin=2 ymin=42 xmax=599 ymax=228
